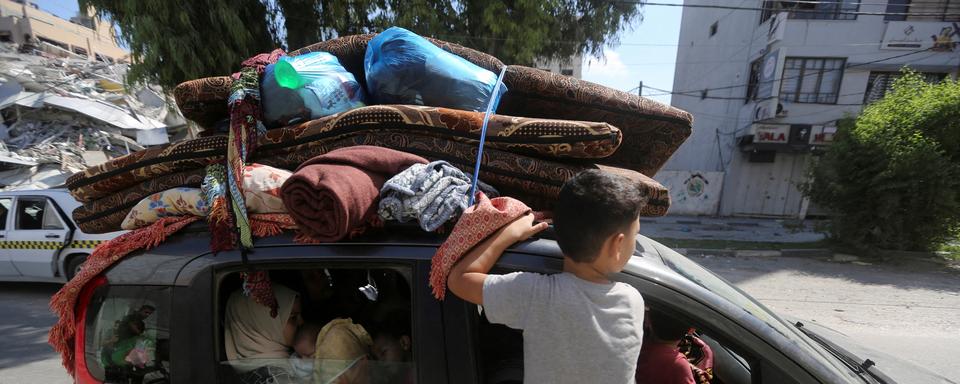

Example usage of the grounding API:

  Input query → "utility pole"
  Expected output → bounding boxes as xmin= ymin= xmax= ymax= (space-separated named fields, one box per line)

xmin=638 ymin=81 xmax=643 ymax=97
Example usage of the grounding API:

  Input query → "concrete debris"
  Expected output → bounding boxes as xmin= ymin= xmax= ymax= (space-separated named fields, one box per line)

xmin=0 ymin=41 xmax=189 ymax=192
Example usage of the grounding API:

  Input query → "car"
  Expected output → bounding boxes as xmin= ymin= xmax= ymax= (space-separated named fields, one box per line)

xmin=68 ymin=222 xmax=955 ymax=384
xmin=0 ymin=188 xmax=123 ymax=282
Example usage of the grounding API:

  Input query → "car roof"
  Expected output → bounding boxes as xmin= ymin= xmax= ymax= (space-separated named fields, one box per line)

xmin=103 ymin=221 xmax=674 ymax=286
xmin=0 ymin=188 xmax=71 ymax=195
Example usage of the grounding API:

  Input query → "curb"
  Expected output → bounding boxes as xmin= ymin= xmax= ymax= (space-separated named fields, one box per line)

xmin=677 ymin=248 xmax=834 ymax=258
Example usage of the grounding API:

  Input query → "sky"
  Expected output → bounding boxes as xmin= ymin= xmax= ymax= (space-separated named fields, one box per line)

xmin=35 ymin=0 xmax=682 ymax=104
xmin=582 ymin=0 xmax=683 ymax=105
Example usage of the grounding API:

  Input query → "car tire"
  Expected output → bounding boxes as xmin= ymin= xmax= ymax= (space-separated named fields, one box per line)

xmin=66 ymin=255 xmax=87 ymax=281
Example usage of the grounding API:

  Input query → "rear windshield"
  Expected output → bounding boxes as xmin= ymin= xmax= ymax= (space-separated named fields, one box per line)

xmin=83 ymin=285 xmax=171 ymax=383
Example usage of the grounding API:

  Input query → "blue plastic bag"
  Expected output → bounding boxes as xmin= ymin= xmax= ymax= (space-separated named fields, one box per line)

xmin=261 ymin=52 xmax=366 ymax=128
xmin=364 ymin=27 xmax=506 ymax=112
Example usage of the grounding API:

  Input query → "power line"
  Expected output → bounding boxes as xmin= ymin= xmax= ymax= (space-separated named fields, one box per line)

xmin=645 ymin=48 xmax=938 ymax=98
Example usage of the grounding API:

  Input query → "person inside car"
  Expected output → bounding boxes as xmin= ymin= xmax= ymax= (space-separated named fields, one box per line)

xmin=635 ymin=310 xmax=696 ymax=384
xmin=289 ymin=322 xmax=324 ymax=380
xmin=371 ymin=308 xmax=413 ymax=384
xmin=447 ymin=169 xmax=647 ymax=384
xmin=224 ymin=283 xmax=304 ymax=383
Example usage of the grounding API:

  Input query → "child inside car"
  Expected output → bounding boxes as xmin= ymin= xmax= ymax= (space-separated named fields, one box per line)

xmin=447 ymin=170 xmax=647 ymax=383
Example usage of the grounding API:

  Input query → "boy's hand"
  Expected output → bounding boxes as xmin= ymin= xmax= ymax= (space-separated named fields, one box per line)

xmin=493 ymin=213 xmax=550 ymax=246
xmin=447 ymin=213 xmax=548 ymax=305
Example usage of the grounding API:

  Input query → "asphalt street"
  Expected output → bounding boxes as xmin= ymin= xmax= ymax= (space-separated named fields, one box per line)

xmin=692 ymin=254 xmax=960 ymax=383
xmin=0 ymin=255 xmax=957 ymax=383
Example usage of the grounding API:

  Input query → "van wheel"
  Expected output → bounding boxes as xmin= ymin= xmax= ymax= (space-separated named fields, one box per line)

xmin=66 ymin=255 xmax=87 ymax=281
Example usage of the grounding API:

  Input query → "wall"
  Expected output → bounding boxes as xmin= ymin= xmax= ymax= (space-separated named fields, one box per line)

xmin=668 ymin=0 xmax=960 ymax=218
xmin=654 ymin=170 xmax=724 ymax=216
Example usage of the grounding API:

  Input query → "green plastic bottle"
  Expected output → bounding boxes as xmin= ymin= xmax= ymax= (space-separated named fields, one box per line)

xmin=273 ymin=59 xmax=304 ymax=89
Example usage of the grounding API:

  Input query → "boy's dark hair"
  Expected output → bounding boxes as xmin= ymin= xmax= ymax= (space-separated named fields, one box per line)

xmin=648 ymin=311 xmax=689 ymax=342
xmin=553 ymin=170 xmax=645 ymax=262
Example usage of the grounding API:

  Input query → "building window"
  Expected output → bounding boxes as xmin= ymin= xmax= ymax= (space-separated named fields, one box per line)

xmin=95 ymin=53 xmax=115 ymax=63
xmin=761 ymin=0 xmax=859 ymax=22
xmin=891 ymin=0 xmax=960 ymax=22
xmin=745 ymin=58 xmax=762 ymax=103
xmin=779 ymin=58 xmax=845 ymax=104
xmin=72 ymin=46 xmax=89 ymax=58
xmin=560 ymin=69 xmax=574 ymax=76
xmin=37 ymin=37 xmax=68 ymax=50
xmin=709 ymin=21 xmax=718 ymax=37
xmin=863 ymin=71 xmax=948 ymax=103
xmin=884 ymin=0 xmax=911 ymax=21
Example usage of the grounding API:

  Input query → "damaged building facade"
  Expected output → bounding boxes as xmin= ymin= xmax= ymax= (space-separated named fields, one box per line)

xmin=0 ymin=1 xmax=187 ymax=190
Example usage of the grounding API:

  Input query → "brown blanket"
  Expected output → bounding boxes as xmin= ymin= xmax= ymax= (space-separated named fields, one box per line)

xmin=281 ymin=146 xmax=427 ymax=242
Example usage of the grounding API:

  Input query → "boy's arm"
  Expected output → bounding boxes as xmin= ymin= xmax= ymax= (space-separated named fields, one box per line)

xmin=447 ymin=213 xmax=548 ymax=305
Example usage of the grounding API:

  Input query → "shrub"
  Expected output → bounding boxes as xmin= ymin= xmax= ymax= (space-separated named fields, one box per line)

xmin=803 ymin=71 xmax=960 ymax=251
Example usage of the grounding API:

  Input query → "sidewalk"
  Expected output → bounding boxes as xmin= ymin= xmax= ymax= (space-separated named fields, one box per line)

xmin=640 ymin=215 xmax=827 ymax=243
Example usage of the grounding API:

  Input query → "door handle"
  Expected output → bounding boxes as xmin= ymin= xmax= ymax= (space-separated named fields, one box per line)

xmin=45 ymin=234 xmax=60 ymax=239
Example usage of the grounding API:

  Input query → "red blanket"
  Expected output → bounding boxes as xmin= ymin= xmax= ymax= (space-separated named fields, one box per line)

xmin=282 ymin=146 xmax=427 ymax=242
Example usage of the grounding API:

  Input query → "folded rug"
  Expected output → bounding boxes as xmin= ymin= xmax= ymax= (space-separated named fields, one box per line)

xmin=66 ymin=135 xmax=227 ymax=202
xmin=429 ymin=193 xmax=531 ymax=300
xmin=67 ymin=105 xmax=620 ymax=203
xmin=379 ymin=160 xmax=498 ymax=232
xmin=281 ymin=146 xmax=427 ymax=242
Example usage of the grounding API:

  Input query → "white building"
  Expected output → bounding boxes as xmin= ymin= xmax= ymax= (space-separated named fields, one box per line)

xmin=536 ymin=55 xmax=583 ymax=78
xmin=661 ymin=0 xmax=960 ymax=218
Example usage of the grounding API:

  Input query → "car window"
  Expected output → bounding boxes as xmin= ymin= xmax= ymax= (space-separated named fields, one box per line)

xmin=42 ymin=200 xmax=64 ymax=229
xmin=16 ymin=197 xmax=46 ymax=230
xmin=217 ymin=266 xmax=416 ymax=384
xmin=83 ymin=285 xmax=171 ymax=383
xmin=0 ymin=197 xmax=10 ymax=230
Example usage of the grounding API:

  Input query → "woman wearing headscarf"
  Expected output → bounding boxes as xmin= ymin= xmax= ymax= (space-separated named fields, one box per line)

xmin=225 ymin=283 xmax=304 ymax=384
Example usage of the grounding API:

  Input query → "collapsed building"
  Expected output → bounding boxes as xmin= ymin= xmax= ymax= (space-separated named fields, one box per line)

xmin=0 ymin=41 xmax=189 ymax=190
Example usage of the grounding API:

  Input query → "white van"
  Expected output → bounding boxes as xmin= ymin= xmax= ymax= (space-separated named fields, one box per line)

xmin=0 ymin=188 xmax=123 ymax=282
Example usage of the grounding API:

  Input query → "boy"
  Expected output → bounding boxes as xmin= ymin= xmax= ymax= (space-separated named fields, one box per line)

xmin=448 ymin=170 xmax=646 ymax=383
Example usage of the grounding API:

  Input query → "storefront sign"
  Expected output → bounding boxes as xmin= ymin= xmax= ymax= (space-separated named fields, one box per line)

xmin=882 ymin=21 xmax=960 ymax=51
xmin=754 ymin=124 xmax=790 ymax=144
xmin=809 ymin=125 xmax=837 ymax=145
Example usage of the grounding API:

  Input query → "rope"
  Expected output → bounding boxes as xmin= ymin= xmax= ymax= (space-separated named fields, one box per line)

xmin=468 ymin=66 xmax=508 ymax=206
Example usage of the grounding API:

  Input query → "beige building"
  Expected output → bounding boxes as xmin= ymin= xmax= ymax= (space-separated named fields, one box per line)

xmin=0 ymin=0 xmax=126 ymax=62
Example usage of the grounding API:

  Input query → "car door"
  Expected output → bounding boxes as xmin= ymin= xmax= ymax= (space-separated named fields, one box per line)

xmin=446 ymin=251 xmax=828 ymax=384
xmin=0 ymin=197 xmax=18 ymax=277
xmin=7 ymin=196 xmax=70 ymax=278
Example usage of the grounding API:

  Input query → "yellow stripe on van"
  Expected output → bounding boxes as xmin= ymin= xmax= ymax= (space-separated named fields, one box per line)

xmin=0 ymin=240 xmax=103 ymax=249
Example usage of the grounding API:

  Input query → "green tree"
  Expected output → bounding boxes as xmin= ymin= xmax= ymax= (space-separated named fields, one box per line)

xmin=82 ymin=0 xmax=642 ymax=88
xmin=81 ymin=0 xmax=280 ymax=88
xmin=803 ymin=71 xmax=960 ymax=251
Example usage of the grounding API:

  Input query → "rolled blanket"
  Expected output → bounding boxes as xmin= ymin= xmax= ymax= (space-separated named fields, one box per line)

xmin=379 ymin=160 xmax=498 ymax=232
xmin=281 ymin=146 xmax=427 ymax=242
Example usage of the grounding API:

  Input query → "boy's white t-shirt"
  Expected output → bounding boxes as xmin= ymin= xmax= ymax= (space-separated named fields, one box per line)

xmin=483 ymin=271 xmax=645 ymax=384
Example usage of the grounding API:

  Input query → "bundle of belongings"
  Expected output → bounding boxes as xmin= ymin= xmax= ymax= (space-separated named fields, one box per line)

xmin=49 ymin=26 xmax=693 ymax=375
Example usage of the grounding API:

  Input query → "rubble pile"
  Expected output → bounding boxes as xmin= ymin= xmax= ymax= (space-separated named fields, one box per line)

xmin=0 ymin=41 xmax=188 ymax=190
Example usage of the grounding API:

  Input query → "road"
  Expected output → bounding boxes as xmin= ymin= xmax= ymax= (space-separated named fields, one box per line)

xmin=692 ymin=254 xmax=960 ymax=382
xmin=0 ymin=256 xmax=957 ymax=383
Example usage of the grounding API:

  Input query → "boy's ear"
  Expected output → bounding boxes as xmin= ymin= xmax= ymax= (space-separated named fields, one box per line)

xmin=605 ymin=231 xmax=626 ymax=259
